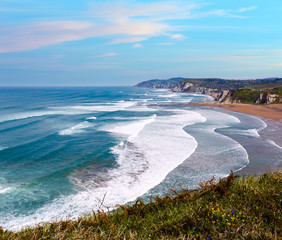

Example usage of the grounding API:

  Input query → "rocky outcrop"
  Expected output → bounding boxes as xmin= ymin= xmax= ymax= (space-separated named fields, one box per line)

xmin=215 ymin=90 xmax=241 ymax=103
xmin=255 ymin=92 xmax=281 ymax=104
xmin=172 ymin=81 xmax=237 ymax=102
xmin=172 ymin=82 xmax=219 ymax=95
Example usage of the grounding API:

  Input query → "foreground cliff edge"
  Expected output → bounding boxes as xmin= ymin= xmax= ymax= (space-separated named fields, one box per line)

xmin=1 ymin=171 xmax=281 ymax=239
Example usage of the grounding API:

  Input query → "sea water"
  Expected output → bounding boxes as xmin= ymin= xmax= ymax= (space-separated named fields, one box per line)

xmin=0 ymin=87 xmax=281 ymax=230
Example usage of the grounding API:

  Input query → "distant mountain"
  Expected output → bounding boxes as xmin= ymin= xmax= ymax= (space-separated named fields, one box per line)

xmin=135 ymin=77 xmax=184 ymax=88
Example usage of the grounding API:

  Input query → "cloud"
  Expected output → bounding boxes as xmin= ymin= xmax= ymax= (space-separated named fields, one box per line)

xmin=0 ymin=21 xmax=93 ymax=53
xmin=132 ymin=43 xmax=143 ymax=48
xmin=88 ymin=1 xmax=197 ymax=21
xmin=0 ymin=1 xmax=251 ymax=53
xmin=0 ymin=20 xmax=167 ymax=53
xmin=189 ymin=9 xmax=248 ymax=19
xmin=95 ymin=52 xmax=118 ymax=58
xmin=170 ymin=34 xmax=185 ymax=40
xmin=238 ymin=6 xmax=258 ymax=13
xmin=110 ymin=37 xmax=147 ymax=45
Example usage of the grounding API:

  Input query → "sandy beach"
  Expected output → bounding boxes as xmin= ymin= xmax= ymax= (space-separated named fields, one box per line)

xmin=215 ymin=104 xmax=282 ymax=123
xmin=210 ymin=104 xmax=282 ymax=175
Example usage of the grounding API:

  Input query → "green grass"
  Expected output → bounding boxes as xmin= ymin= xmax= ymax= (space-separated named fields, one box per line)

xmin=1 ymin=171 xmax=281 ymax=239
xmin=232 ymin=89 xmax=261 ymax=104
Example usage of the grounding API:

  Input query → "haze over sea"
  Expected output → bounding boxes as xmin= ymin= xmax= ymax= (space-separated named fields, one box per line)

xmin=0 ymin=87 xmax=281 ymax=231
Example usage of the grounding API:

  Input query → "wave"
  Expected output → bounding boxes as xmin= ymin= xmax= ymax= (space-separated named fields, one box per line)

xmin=166 ymin=109 xmax=250 ymax=189
xmin=0 ymin=186 xmax=11 ymax=194
xmin=102 ymin=114 xmax=157 ymax=140
xmin=52 ymin=101 xmax=137 ymax=112
xmin=0 ymin=111 xmax=59 ymax=123
xmin=0 ymin=109 xmax=90 ymax=123
xmin=267 ymin=139 xmax=282 ymax=150
xmin=58 ymin=122 xmax=93 ymax=136
xmin=86 ymin=116 xmax=97 ymax=120
xmin=1 ymin=109 xmax=206 ymax=231
xmin=229 ymin=129 xmax=261 ymax=138
xmin=158 ymin=94 xmax=177 ymax=98
xmin=0 ymin=101 xmax=138 ymax=124
xmin=0 ymin=146 xmax=7 ymax=151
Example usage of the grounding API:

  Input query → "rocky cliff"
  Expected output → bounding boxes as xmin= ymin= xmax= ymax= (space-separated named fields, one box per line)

xmin=136 ymin=77 xmax=282 ymax=104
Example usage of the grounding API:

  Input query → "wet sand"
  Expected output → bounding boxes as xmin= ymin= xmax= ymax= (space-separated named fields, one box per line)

xmin=217 ymin=108 xmax=281 ymax=175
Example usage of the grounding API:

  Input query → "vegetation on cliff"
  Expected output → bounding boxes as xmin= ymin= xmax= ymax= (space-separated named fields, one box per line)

xmin=232 ymin=88 xmax=282 ymax=104
xmin=136 ymin=77 xmax=282 ymax=104
xmin=1 ymin=171 xmax=281 ymax=239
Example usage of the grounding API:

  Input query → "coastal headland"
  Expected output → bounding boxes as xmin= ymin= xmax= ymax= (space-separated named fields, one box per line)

xmin=137 ymin=77 xmax=282 ymax=122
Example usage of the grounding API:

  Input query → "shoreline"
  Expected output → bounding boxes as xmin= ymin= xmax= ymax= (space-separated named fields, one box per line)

xmin=202 ymin=103 xmax=282 ymax=174
xmin=212 ymin=108 xmax=282 ymax=175
xmin=148 ymin=100 xmax=282 ymax=175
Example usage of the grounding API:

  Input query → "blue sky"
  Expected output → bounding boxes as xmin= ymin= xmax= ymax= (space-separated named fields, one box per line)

xmin=0 ymin=0 xmax=282 ymax=86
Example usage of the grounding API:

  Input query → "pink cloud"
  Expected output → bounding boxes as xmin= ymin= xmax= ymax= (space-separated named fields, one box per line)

xmin=110 ymin=37 xmax=147 ymax=45
xmin=132 ymin=43 xmax=143 ymax=48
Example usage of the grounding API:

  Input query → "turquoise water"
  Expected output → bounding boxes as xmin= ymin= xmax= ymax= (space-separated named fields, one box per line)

xmin=0 ymin=87 xmax=280 ymax=230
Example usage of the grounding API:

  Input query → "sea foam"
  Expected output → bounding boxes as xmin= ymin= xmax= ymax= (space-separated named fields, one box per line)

xmin=0 ymin=186 xmax=11 ymax=194
xmin=59 ymin=121 xmax=93 ymax=136
xmin=2 ymin=109 xmax=205 ymax=231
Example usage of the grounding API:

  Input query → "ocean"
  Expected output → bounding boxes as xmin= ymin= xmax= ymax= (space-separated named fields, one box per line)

xmin=0 ymin=87 xmax=281 ymax=231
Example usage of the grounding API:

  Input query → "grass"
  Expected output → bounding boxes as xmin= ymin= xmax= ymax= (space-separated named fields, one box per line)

xmin=1 ymin=170 xmax=281 ymax=239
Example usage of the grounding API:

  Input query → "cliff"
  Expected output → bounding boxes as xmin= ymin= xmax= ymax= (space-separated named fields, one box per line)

xmin=136 ymin=77 xmax=282 ymax=104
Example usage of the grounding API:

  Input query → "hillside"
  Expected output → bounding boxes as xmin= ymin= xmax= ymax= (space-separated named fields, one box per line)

xmin=1 ymin=171 xmax=281 ymax=239
xmin=135 ymin=77 xmax=184 ymax=89
xmin=136 ymin=77 xmax=282 ymax=104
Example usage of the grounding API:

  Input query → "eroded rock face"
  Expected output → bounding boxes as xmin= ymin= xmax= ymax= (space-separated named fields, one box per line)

xmin=172 ymin=82 xmax=193 ymax=92
xmin=215 ymin=90 xmax=240 ymax=103
xmin=255 ymin=93 xmax=281 ymax=104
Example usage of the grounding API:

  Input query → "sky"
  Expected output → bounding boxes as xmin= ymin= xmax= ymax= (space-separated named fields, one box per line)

xmin=0 ymin=0 xmax=282 ymax=86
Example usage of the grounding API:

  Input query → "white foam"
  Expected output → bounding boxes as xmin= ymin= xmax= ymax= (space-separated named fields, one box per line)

xmin=103 ymin=114 xmax=157 ymax=140
xmin=0 ymin=109 xmax=91 ymax=123
xmin=2 ymin=109 xmax=206 ymax=231
xmin=0 ymin=111 xmax=58 ymax=123
xmin=86 ymin=116 xmax=97 ymax=120
xmin=0 ymin=186 xmax=11 ymax=194
xmin=124 ymin=105 xmax=156 ymax=112
xmin=267 ymin=139 xmax=282 ymax=150
xmin=59 ymin=122 xmax=93 ymax=136
xmin=158 ymin=94 xmax=177 ymax=98
xmin=0 ymin=102 xmax=139 ymax=123
xmin=0 ymin=146 xmax=7 ymax=151
xmin=182 ymin=109 xmax=250 ymax=187
xmin=53 ymin=101 xmax=137 ymax=112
